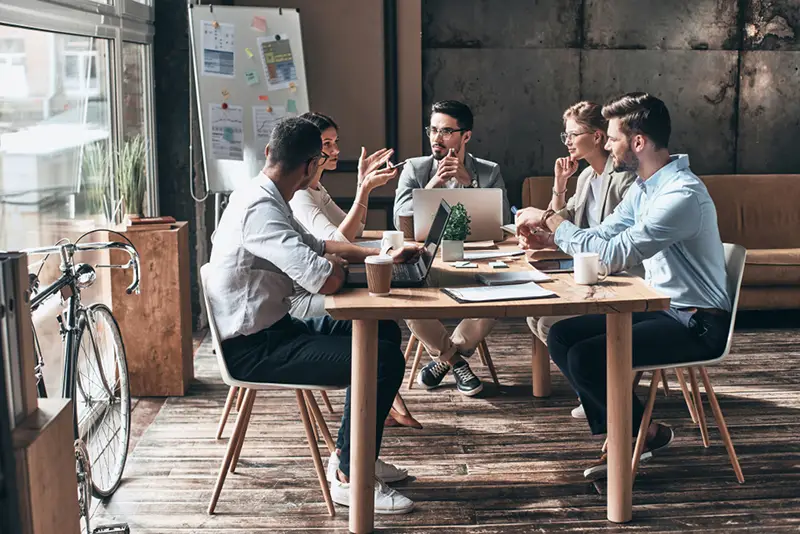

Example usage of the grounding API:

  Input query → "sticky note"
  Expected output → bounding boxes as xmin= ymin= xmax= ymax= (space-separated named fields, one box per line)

xmin=489 ymin=261 xmax=508 ymax=268
xmin=455 ymin=261 xmax=477 ymax=268
xmin=245 ymin=47 xmax=254 ymax=59
xmin=223 ymin=127 xmax=234 ymax=142
xmin=251 ymin=15 xmax=267 ymax=32
xmin=287 ymin=99 xmax=297 ymax=113
xmin=258 ymin=95 xmax=270 ymax=101
xmin=244 ymin=70 xmax=259 ymax=86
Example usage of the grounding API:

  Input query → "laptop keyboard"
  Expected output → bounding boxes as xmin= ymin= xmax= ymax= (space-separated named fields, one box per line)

xmin=393 ymin=263 xmax=419 ymax=281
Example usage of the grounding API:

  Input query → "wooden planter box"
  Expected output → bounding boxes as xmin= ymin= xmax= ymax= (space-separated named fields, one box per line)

xmin=110 ymin=222 xmax=193 ymax=396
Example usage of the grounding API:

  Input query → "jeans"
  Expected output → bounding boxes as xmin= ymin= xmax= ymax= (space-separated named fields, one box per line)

xmin=221 ymin=315 xmax=405 ymax=477
xmin=547 ymin=310 xmax=729 ymax=436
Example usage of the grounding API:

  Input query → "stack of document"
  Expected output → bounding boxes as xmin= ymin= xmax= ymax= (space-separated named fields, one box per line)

xmin=475 ymin=270 xmax=551 ymax=286
xmin=442 ymin=282 xmax=556 ymax=303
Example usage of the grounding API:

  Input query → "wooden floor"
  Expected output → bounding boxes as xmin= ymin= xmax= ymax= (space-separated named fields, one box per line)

xmin=93 ymin=319 xmax=800 ymax=533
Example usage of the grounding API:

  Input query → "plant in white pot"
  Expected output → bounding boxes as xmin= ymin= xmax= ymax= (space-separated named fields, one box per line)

xmin=441 ymin=202 xmax=471 ymax=261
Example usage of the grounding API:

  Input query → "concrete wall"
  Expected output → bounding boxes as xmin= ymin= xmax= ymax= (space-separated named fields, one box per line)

xmin=422 ymin=0 xmax=800 ymax=207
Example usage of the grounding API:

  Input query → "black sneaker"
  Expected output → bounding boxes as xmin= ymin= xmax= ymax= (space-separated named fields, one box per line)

xmin=417 ymin=360 xmax=451 ymax=389
xmin=452 ymin=360 xmax=483 ymax=397
xmin=583 ymin=424 xmax=674 ymax=480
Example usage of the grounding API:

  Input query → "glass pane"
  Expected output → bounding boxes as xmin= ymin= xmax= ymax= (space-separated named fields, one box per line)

xmin=0 ymin=26 xmax=113 ymax=396
xmin=121 ymin=41 xmax=150 ymax=216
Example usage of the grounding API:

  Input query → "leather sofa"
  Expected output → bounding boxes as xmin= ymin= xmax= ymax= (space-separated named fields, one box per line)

xmin=522 ymin=174 xmax=800 ymax=310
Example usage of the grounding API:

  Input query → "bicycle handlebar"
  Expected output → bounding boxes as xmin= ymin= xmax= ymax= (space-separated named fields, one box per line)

xmin=22 ymin=241 xmax=141 ymax=295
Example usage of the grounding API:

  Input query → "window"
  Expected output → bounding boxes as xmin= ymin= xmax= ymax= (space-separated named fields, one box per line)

xmin=63 ymin=37 xmax=102 ymax=97
xmin=0 ymin=38 xmax=26 ymax=98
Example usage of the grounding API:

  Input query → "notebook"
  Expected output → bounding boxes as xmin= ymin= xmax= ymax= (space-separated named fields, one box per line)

xmin=441 ymin=282 xmax=556 ymax=303
xmin=475 ymin=270 xmax=551 ymax=286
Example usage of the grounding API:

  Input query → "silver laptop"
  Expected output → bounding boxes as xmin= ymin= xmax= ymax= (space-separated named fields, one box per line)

xmin=412 ymin=188 xmax=503 ymax=242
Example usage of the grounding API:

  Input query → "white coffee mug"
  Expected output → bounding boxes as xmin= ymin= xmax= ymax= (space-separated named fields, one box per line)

xmin=380 ymin=230 xmax=405 ymax=255
xmin=573 ymin=252 xmax=609 ymax=285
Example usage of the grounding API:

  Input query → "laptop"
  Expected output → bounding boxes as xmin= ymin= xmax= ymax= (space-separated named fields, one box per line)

xmin=345 ymin=200 xmax=451 ymax=288
xmin=412 ymin=188 xmax=504 ymax=242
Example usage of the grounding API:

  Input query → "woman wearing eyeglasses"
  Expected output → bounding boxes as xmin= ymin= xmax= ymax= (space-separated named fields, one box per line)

xmin=529 ymin=101 xmax=638 ymax=419
xmin=289 ymin=112 xmax=399 ymax=243
xmin=288 ymin=111 xmax=422 ymax=430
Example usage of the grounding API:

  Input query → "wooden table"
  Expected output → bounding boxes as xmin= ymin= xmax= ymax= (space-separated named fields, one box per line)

xmin=325 ymin=242 xmax=669 ymax=532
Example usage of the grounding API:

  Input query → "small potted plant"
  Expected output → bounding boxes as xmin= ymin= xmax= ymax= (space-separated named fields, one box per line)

xmin=441 ymin=202 xmax=471 ymax=261
xmin=115 ymin=134 xmax=148 ymax=222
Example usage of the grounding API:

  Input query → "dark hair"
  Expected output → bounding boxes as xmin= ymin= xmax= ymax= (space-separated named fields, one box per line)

xmin=267 ymin=117 xmax=322 ymax=171
xmin=602 ymin=92 xmax=671 ymax=149
xmin=299 ymin=111 xmax=339 ymax=133
xmin=563 ymin=101 xmax=607 ymax=132
xmin=431 ymin=100 xmax=473 ymax=131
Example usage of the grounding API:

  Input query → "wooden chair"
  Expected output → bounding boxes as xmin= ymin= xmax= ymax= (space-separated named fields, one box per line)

xmin=405 ymin=334 xmax=499 ymax=390
xmin=631 ymin=244 xmax=747 ymax=485
xmin=201 ymin=265 xmax=342 ymax=517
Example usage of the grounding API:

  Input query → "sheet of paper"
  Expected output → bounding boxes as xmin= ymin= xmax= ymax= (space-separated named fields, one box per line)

xmin=257 ymin=35 xmax=298 ymax=90
xmin=463 ymin=250 xmax=525 ymax=261
xmin=210 ymin=103 xmax=244 ymax=160
xmin=251 ymin=15 xmax=267 ymax=32
xmin=501 ymin=223 xmax=517 ymax=235
xmin=443 ymin=282 xmax=556 ymax=303
xmin=252 ymin=105 xmax=287 ymax=154
xmin=244 ymin=70 xmax=260 ymax=86
xmin=202 ymin=21 xmax=235 ymax=78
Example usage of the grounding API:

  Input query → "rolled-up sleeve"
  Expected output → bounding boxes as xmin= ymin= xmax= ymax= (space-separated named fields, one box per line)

xmin=555 ymin=188 xmax=702 ymax=273
xmin=242 ymin=201 xmax=333 ymax=294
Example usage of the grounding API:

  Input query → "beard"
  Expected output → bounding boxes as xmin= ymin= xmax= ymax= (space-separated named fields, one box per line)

xmin=612 ymin=145 xmax=639 ymax=173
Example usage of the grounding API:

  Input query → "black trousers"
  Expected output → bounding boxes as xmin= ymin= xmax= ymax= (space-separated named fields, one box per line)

xmin=547 ymin=310 xmax=729 ymax=436
xmin=221 ymin=315 xmax=405 ymax=477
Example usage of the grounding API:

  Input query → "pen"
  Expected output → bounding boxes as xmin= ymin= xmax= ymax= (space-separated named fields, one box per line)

xmin=510 ymin=206 xmax=518 ymax=216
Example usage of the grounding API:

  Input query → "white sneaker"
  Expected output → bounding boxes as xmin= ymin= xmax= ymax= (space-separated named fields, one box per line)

xmin=326 ymin=452 xmax=409 ymax=483
xmin=330 ymin=476 xmax=415 ymax=515
xmin=571 ymin=404 xmax=586 ymax=419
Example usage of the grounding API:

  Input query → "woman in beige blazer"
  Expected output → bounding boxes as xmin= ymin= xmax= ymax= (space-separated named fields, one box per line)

xmin=528 ymin=101 xmax=637 ymax=419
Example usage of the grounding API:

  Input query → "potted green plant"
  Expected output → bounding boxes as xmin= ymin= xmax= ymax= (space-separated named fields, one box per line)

xmin=441 ymin=202 xmax=471 ymax=261
xmin=115 ymin=134 xmax=148 ymax=221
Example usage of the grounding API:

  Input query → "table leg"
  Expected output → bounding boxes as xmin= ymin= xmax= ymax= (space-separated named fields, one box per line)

xmin=350 ymin=319 xmax=378 ymax=533
xmin=532 ymin=335 xmax=551 ymax=397
xmin=606 ymin=312 xmax=632 ymax=523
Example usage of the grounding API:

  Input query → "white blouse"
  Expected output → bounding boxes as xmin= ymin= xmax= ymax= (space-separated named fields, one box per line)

xmin=289 ymin=183 xmax=365 ymax=243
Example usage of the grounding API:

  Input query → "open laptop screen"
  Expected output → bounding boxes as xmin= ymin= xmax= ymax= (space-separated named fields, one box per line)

xmin=420 ymin=200 xmax=451 ymax=273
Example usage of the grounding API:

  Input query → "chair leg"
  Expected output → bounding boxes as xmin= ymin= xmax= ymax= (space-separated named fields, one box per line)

xmin=675 ymin=367 xmax=699 ymax=424
xmin=305 ymin=395 xmax=320 ymax=443
xmin=406 ymin=339 xmax=424 ymax=390
xmin=633 ymin=371 xmax=644 ymax=389
xmin=602 ymin=437 xmax=608 ymax=453
xmin=208 ymin=388 xmax=255 ymax=514
xmin=632 ymin=370 xmax=662 ymax=482
xmin=698 ymin=367 xmax=745 ymax=484
xmin=296 ymin=390 xmax=336 ymax=517
xmin=687 ymin=367 xmax=710 ymax=448
xmin=660 ymin=370 xmax=670 ymax=397
xmin=319 ymin=391 xmax=335 ymax=414
xmin=478 ymin=340 xmax=500 ymax=387
xmin=230 ymin=390 xmax=256 ymax=473
xmin=478 ymin=346 xmax=488 ymax=366
xmin=235 ymin=387 xmax=245 ymax=411
xmin=304 ymin=391 xmax=336 ymax=454
xmin=216 ymin=386 xmax=238 ymax=440
xmin=403 ymin=334 xmax=417 ymax=362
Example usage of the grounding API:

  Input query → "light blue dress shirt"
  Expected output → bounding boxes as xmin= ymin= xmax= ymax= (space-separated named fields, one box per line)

xmin=554 ymin=154 xmax=731 ymax=314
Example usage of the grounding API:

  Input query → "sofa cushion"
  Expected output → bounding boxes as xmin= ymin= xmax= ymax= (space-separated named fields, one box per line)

xmin=742 ymin=249 xmax=800 ymax=286
xmin=700 ymin=175 xmax=800 ymax=250
xmin=522 ymin=176 xmax=578 ymax=209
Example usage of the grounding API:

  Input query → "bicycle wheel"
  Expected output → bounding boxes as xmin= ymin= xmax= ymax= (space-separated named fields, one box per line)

xmin=73 ymin=303 xmax=131 ymax=498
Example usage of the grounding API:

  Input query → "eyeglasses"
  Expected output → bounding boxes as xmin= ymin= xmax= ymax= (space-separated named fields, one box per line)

xmin=425 ymin=126 xmax=467 ymax=140
xmin=560 ymin=131 xmax=592 ymax=145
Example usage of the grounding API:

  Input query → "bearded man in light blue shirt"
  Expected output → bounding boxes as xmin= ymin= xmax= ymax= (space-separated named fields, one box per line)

xmin=515 ymin=93 xmax=731 ymax=480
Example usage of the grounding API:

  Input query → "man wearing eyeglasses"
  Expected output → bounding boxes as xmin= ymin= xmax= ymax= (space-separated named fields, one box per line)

xmin=392 ymin=100 xmax=510 ymax=397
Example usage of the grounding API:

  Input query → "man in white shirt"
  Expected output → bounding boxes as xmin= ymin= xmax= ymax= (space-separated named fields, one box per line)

xmin=206 ymin=117 xmax=420 ymax=514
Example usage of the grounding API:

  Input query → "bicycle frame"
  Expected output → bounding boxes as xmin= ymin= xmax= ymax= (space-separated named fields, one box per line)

xmin=27 ymin=242 xmax=139 ymax=400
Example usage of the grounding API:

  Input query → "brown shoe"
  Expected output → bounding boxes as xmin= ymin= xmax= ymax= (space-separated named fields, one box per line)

xmin=387 ymin=407 xmax=423 ymax=429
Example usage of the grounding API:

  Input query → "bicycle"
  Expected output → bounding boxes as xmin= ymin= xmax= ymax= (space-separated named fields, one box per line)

xmin=23 ymin=238 xmax=139 ymax=533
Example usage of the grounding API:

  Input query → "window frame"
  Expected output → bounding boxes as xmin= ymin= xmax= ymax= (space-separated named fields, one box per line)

xmin=0 ymin=0 xmax=157 ymax=217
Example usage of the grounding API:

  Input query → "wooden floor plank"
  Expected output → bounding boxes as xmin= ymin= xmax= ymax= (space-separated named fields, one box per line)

xmin=92 ymin=319 xmax=800 ymax=532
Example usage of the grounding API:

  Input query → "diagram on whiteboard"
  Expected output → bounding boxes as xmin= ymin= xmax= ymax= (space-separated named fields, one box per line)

xmin=257 ymin=35 xmax=298 ymax=90
xmin=210 ymin=103 xmax=244 ymax=161
xmin=252 ymin=105 xmax=288 ymax=156
xmin=202 ymin=21 xmax=235 ymax=78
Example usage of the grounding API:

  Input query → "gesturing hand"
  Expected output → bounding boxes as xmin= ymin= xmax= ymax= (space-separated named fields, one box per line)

xmin=554 ymin=156 xmax=578 ymax=187
xmin=361 ymin=165 xmax=399 ymax=192
xmin=429 ymin=148 xmax=470 ymax=188
xmin=358 ymin=147 xmax=394 ymax=186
